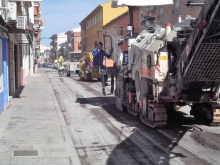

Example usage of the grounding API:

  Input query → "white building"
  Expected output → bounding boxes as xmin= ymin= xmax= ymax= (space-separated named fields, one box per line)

xmin=50 ymin=32 xmax=67 ymax=60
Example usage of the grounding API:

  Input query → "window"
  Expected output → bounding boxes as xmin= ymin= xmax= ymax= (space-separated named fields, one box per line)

xmin=172 ymin=0 xmax=180 ymax=15
xmin=120 ymin=26 xmax=123 ymax=36
xmin=97 ymin=14 xmax=99 ymax=22
xmin=94 ymin=16 xmax=96 ymax=25
xmin=157 ymin=7 xmax=164 ymax=19
xmin=89 ymin=20 xmax=91 ymax=28
xmin=99 ymin=12 xmax=102 ymax=22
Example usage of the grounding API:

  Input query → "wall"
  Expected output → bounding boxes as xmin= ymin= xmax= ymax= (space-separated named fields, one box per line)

xmin=0 ymin=28 xmax=9 ymax=112
xmin=8 ymin=40 xmax=15 ymax=96
xmin=103 ymin=8 xmax=139 ymax=61
xmin=29 ymin=2 xmax=34 ymax=24
xmin=102 ymin=2 xmax=128 ymax=26
xmin=84 ymin=7 xmax=103 ymax=52
xmin=2 ymin=39 xmax=8 ymax=104
xmin=72 ymin=32 xmax=81 ymax=51
xmin=22 ymin=44 xmax=29 ymax=82
xmin=139 ymin=0 xmax=204 ymax=27
xmin=0 ymin=38 xmax=3 ymax=112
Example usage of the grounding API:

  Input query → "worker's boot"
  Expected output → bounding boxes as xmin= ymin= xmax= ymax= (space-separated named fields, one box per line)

xmin=104 ymin=75 xmax=108 ymax=86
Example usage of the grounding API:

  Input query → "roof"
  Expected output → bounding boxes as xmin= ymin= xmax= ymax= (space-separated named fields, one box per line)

xmin=65 ymin=27 xmax=81 ymax=34
xmin=50 ymin=32 xmax=66 ymax=39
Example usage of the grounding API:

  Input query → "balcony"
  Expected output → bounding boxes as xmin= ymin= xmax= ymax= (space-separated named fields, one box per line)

xmin=17 ymin=16 xmax=27 ymax=29
xmin=172 ymin=7 xmax=180 ymax=15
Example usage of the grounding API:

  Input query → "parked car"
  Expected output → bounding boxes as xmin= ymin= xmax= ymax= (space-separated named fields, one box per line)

xmin=47 ymin=63 xmax=53 ymax=68
xmin=42 ymin=63 xmax=48 ymax=67
xmin=53 ymin=60 xmax=58 ymax=69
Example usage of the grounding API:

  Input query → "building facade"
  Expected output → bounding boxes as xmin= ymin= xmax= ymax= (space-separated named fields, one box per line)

xmin=0 ymin=0 xmax=42 ymax=112
xmin=101 ymin=1 xmax=205 ymax=63
xmin=139 ymin=0 xmax=205 ymax=26
xmin=50 ymin=33 xmax=67 ymax=61
xmin=79 ymin=1 xmax=128 ymax=54
xmin=65 ymin=28 xmax=81 ymax=60
xmin=102 ymin=7 xmax=140 ymax=61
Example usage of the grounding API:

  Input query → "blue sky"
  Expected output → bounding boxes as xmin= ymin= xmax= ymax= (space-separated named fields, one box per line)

xmin=40 ymin=0 xmax=108 ymax=45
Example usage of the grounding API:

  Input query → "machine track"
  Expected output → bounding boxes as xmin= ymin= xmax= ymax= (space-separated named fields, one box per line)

xmin=140 ymin=103 xmax=167 ymax=128
xmin=191 ymin=102 xmax=220 ymax=126
xmin=209 ymin=102 xmax=220 ymax=126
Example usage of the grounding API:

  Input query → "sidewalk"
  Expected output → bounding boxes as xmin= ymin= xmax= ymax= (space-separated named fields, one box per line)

xmin=0 ymin=69 xmax=80 ymax=165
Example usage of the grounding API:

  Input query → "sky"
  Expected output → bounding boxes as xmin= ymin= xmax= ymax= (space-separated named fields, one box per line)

xmin=40 ymin=0 xmax=109 ymax=46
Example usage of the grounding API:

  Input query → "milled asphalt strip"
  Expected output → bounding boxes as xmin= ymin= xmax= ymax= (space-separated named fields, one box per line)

xmin=69 ymin=75 xmax=210 ymax=164
xmin=157 ymin=129 xmax=213 ymax=164
xmin=51 ymin=72 xmax=212 ymax=164
xmin=47 ymin=72 xmax=81 ymax=165
xmin=59 ymin=76 xmax=186 ymax=164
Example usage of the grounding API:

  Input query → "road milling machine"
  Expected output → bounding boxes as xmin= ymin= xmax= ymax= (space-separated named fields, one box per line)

xmin=111 ymin=0 xmax=220 ymax=128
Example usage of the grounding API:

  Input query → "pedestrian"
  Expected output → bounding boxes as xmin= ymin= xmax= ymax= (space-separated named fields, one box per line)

xmin=92 ymin=42 xmax=112 ymax=86
xmin=57 ymin=55 xmax=64 ymax=72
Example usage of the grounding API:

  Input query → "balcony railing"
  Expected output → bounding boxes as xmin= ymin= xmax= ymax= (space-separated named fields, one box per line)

xmin=172 ymin=7 xmax=180 ymax=15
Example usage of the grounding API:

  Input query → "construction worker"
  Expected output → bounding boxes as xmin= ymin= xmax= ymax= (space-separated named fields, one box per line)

xmin=57 ymin=55 xmax=64 ymax=72
xmin=92 ymin=42 xmax=112 ymax=85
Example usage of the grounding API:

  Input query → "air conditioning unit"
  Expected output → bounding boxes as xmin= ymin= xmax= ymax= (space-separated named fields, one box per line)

xmin=17 ymin=16 xmax=27 ymax=29
xmin=8 ymin=2 xmax=17 ymax=20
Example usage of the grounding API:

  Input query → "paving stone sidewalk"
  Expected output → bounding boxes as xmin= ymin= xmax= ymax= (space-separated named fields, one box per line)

xmin=0 ymin=69 xmax=80 ymax=165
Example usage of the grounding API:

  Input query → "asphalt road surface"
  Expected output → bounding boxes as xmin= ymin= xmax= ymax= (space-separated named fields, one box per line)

xmin=46 ymin=69 xmax=220 ymax=165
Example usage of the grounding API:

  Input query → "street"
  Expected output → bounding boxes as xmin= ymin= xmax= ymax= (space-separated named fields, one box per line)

xmin=0 ymin=68 xmax=220 ymax=165
xmin=47 ymin=68 xmax=220 ymax=165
